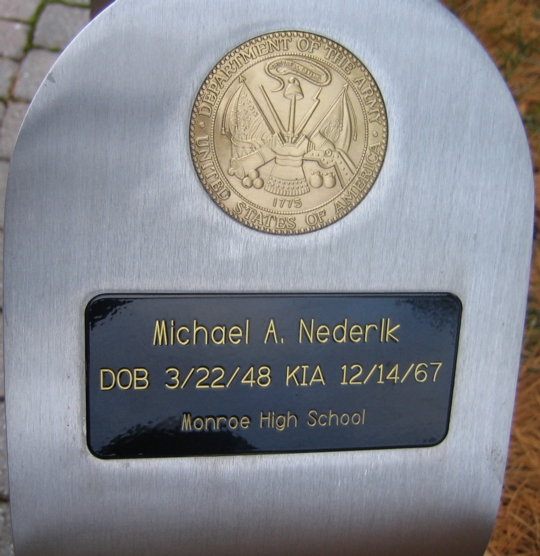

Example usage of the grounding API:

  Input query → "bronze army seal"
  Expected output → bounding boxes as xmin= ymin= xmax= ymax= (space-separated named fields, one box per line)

xmin=190 ymin=31 xmax=387 ymax=234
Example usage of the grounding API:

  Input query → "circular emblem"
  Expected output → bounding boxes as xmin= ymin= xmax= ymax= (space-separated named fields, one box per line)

xmin=190 ymin=31 xmax=388 ymax=234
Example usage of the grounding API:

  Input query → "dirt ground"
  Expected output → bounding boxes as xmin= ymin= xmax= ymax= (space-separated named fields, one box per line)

xmin=440 ymin=1 xmax=540 ymax=553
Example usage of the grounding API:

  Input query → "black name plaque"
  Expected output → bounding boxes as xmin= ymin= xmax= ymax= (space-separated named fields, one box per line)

xmin=86 ymin=293 xmax=461 ymax=458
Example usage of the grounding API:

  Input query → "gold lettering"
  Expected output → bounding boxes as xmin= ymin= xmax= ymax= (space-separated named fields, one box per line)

xmin=368 ymin=110 xmax=383 ymax=125
xmin=299 ymin=318 xmax=314 ymax=343
xmin=216 ymin=416 xmax=227 ymax=429
xmin=198 ymin=103 xmax=211 ymax=118
xmin=240 ymin=416 xmax=251 ymax=429
xmin=349 ymin=324 xmax=363 ymax=342
xmin=324 ymin=45 xmax=337 ymax=60
xmin=100 ymin=369 xmax=115 ymax=390
xmin=193 ymin=417 xmax=204 ymax=431
xmin=264 ymin=319 xmax=279 ymax=344
xmin=176 ymin=326 xmax=190 ymax=345
xmin=309 ymin=365 xmax=326 ymax=386
xmin=362 ymin=86 xmax=374 ymax=97
xmin=240 ymin=47 xmax=257 ymax=63
xmin=385 ymin=319 xmax=400 ymax=342
xmin=432 ymin=362 xmax=443 ymax=382
xmin=205 ymin=416 xmax=217 ymax=431
xmin=275 ymin=414 xmax=286 ymax=431
xmin=165 ymin=367 xmax=180 ymax=389
xmin=117 ymin=368 xmax=133 ymax=390
xmin=367 ymin=147 xmax=379 ymax=163
xmin=305 ymin=409 xmax=366 ymax=427
xmin=153 ymin=320 xmax=168 ymax=345
xmin=260 ymin=411 xmax=297 ymax=430
xmin=286 ymin=365 xmax=301 ymax=386
xmin=213 ymin=73 xmax=226 ymax=88
xmin=287 ymin=411 xmax=298 ymax=428
xmin=181 ymin=413 xmax=192 ymax=431
xmin=334 ymin=199 xmax=347 ymax=215
xmin=307 ymin=410 xmax=317 ymax=427
xmin=301 ymin=365 xmax=309 ymax=386
xmin=193 ymin=320 xmax=208 ymax=345
xmin=342 ymin=60 xmax=355 ymax=74
xmin=316 ymin=324 xmax=330 ymax=343
xmin=203 ymin=91 xmax=217 ymax=104
xmin=267 ymin=38 xmax=281 ymax=53
xmin=365 ymin=323 xmax=378 ymax=342
xmin=260 ymin=411 xmax=271 ymax=428
xmin=365 ymin=96 xmax=378 ymax=109
xmin=332 ymin=319 xmax=348 ymax=343
xmin=353 ymin=76 xmax=366 ymax=88
xmin=134 ymin=368 xmax=149 ymax=390
xmin=195 ymin=135 xmax=210 ymax=150
xmin=229 ymin=325 xmax=242 ymax=344
xmin=211 ymin=326 xmax=226 ymax=345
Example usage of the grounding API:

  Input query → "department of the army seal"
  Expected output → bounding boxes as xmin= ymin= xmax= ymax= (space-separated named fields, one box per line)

xmin=190 ymin=31 xmax=388 ymax=234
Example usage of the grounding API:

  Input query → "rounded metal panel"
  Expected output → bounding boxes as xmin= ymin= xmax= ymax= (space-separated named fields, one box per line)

xmin=4 ymin=0 xmax=533 ymax=555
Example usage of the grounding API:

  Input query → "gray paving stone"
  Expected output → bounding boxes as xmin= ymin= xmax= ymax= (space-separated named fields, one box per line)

xmin=0 ymin=102 xmax=28 ymax=161
xmin=0 ymin=502 xmax=13 ymax=556
xmin=0 ymin=102 xmax=5 ymax=122
xmin=0 ymin=0 xmax=41 ymax=22
xmin=0 ymin=59 xmax=18 ymax=100
xmin=13 ymin=49 xmax=58 ymax=101
xmin=0 ymin=20 xmax=29 ymax=61
xmin=34 ymin=4 xmax=90 ymax=50
xmin=0 ymin=402 xmax=6 ymax=500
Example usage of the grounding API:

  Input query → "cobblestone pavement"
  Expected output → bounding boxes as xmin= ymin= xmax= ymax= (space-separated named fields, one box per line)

xmin=0 ymin=1 xmax=91 ymax=552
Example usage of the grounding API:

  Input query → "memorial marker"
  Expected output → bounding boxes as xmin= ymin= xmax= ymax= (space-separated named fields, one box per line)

xmin=4 ymin=0 xmax=533 ymax=554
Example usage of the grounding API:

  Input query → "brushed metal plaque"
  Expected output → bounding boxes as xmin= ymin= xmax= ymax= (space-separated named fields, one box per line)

xmin=4 ymin=0 xmax=533 ymax=555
